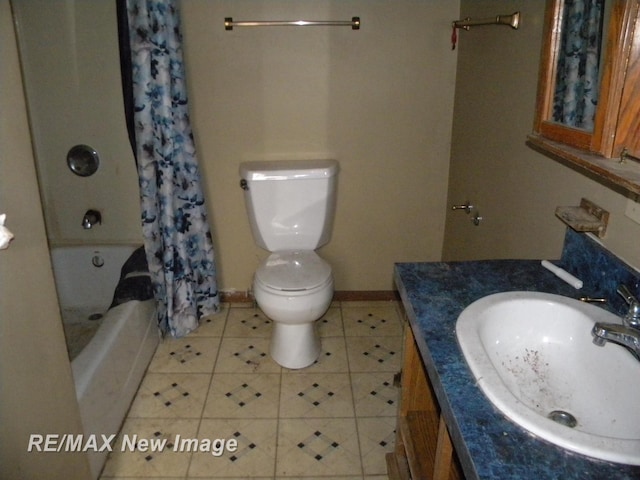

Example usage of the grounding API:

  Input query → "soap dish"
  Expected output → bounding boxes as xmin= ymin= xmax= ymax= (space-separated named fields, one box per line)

xmin=555 ymin=198 xmax=609 ymax=238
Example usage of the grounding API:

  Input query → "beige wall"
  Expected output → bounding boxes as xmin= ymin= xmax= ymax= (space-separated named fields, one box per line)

xmin=444 ymin=0 xmax=640 ymax=269
xmin=0 ymin=1 xmax=91 ymax=477
xmin=3 ymin=1 xmax=637 ymax=474
xmin=13 ymin=0 xmax=142 ymax=246
xmin=182 ymin=0 xmax=459 ymax=292
xmin=16 ymin=0 xmax=459 ymax=293
xmin=20 ymin=0 xmax=638 ymax=292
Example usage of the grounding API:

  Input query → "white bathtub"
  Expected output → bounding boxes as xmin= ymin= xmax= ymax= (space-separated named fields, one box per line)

xmin=50 ymin=245 xmax=159 ymax=479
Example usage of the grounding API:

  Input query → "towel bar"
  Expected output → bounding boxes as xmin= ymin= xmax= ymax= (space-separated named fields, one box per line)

xmin=224 ymin=17 xmax=360 ymax=30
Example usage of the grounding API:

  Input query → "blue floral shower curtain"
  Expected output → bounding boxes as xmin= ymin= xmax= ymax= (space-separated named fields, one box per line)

xmin=552 ymin=0 xmax=604 ymax=130
xmin=117 ymin=0 xmax=219 ymax=337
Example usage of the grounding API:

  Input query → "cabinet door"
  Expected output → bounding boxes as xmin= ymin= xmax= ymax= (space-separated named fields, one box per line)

xmin=609 ymin=18 xmax=640 ymax=159
xmin=533 ymin=0 xmax=639 ymax=158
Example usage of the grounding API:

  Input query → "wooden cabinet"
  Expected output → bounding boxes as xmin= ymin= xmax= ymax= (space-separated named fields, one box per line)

xmin=386 ymin=326 xmax=464 ymax=480
xmin=528 ymin=0 xmax=640 ymax=196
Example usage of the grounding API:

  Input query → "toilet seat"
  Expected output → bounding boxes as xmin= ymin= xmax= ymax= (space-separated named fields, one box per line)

xmin=255 ymin=251 xmax=332 ymax=293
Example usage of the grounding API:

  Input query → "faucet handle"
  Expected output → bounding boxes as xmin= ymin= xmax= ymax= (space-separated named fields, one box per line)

xmin=617 ymin=285 xmax=640 ymax=328
xmin=618 ymin=285 xmax=639 ymax=305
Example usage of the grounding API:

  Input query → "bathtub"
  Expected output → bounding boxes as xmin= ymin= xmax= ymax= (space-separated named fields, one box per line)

xmin=50 ymin=245 xmax=159 ymax=479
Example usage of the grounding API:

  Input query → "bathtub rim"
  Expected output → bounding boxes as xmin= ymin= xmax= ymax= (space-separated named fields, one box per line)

xmin=71 ymin=299 xmax=156 ymax=399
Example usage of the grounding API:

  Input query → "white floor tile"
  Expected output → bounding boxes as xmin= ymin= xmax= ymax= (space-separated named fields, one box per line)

xmin=203 ymin=373 xmax=281 ymax=419
xmin=276 ymin=418 xmax=363 ymax=477
xmin=127 ymin=373 xmax=211 ymax=419
xmin=102 ymin=418 xmax=199 ymax=478
xmin=345 ymin=336 xmax=403 ymax=373
xmin=100 ymin=301 xmax=400 ymax=480
xmin=148 ymin=336 xmax=221 ymax=374
xmin=280 ymin=372 xmax=355 ymax=418
xmin=188 ymin=418 xmax=277 ymax=477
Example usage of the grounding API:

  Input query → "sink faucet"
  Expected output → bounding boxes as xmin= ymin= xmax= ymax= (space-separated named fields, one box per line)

xmin=617 ymin=284 xmax=640 ymax=328
xmin=82 ymin=209 xmax=102 ymax=229
xmin=591 ymin=285 xmax=640 ymax=361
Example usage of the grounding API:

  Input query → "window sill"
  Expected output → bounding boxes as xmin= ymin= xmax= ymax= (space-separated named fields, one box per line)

xmin=527 ymin=134 xmax=640 ymax=197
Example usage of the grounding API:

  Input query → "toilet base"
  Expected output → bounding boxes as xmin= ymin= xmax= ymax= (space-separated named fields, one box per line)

xmin=270 ymin=322 xmax=321 ymax=369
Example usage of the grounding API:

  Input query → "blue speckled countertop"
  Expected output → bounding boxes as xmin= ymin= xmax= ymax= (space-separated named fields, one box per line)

xmin=394 ymin=230 xmax=640 ymax=480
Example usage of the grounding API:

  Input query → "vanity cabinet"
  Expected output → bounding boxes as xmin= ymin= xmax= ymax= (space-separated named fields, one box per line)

xmin=528 ymin=0 xmax=640 ymax=196
xmin=386 ymin=325 xmax=464 ymax=480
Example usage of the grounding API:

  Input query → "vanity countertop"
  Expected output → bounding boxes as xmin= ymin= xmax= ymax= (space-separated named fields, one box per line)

xmin=394 ymin=259 xmax=640 ymax=480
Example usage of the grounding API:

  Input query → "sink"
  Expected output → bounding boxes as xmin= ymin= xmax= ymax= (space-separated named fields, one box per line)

xmin=456 ymin=291 xmax=640 ymax=465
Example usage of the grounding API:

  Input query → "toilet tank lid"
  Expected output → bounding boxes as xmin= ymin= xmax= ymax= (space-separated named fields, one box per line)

xmin=240 ymin=159 xmax=338 ymax=181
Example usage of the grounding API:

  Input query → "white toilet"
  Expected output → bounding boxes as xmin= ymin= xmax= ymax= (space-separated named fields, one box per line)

xmin=240 ymin=159 xmax=339 ymax=369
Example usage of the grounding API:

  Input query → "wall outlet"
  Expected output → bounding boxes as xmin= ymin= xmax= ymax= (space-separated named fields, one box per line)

xmin=625 ymin=198 xmax=640 ymax=225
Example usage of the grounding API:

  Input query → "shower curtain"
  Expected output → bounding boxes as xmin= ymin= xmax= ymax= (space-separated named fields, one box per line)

xmin=552 ymin=0 xmax=604 ymax=130
xmin=117 ymin=0 xmax=219 ymax=337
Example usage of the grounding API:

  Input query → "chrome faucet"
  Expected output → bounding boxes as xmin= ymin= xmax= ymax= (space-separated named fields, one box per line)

xmin=591 ymin=285 xmax=640 ymax=361
xmin=82 ymin=209 xmax=102 ymax=229
xmin=617 ymin=284 xmax=640 ymax=328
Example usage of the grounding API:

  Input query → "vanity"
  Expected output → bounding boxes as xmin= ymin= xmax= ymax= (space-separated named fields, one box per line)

xmin=387 ymin=229 xmax=640 ymax=479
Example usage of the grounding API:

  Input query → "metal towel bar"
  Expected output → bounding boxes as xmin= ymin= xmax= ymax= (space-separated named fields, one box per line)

xmin=224 ymin=17 xmax=360 ymax=30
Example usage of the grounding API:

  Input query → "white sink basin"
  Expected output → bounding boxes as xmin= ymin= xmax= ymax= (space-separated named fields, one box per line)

xmin=456 ymin=291 xmax=640 ymax=465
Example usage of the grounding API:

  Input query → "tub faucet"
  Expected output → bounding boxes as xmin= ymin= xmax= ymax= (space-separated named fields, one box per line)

xmin=82 ymin=209 xmax=102 ymax=229
xmin=591 ymin=285 xmax=640 ymax=361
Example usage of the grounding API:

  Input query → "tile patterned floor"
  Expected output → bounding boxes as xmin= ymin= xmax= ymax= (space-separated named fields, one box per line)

xmin=99 ymin=301 xmax=403 ymax=480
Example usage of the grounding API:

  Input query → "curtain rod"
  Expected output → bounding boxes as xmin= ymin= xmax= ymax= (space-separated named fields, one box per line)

xmin=224 ymin=17 xmax=361 ymax=30
xmin=452 ymin=11 xmax=520 ymax=30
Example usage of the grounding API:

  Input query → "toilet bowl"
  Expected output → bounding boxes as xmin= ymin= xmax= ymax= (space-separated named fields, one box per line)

xmin=240 ymin=159 xmax=339 ymax=369
xmin=253 ymin=251 xmax=333 ymax=368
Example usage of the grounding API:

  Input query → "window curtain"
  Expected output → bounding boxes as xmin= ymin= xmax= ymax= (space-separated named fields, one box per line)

xmin=116 ymin=0 xmax=220 ymax=337
xmin=552 ymin=0 xmax=605 ymax=130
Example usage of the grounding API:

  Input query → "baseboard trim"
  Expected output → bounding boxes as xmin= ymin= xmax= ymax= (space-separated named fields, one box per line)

xmin=220 ymin=291 xmax=254 ymax=304
xmin=220 ymin=290 xmax=400 ymax=303
xmin=333 ymin=290 xmax=400 ymax=302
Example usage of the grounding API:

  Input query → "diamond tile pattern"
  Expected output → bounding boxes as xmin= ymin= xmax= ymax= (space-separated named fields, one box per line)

xmin=100 ymin=301 xmax=403 ymax=479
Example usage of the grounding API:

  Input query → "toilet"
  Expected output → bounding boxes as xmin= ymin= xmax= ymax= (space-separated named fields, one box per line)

xmin=239 ymin=159 xmax=339 ymax=369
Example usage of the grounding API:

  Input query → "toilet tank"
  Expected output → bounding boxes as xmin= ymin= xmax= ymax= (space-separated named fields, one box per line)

xmin=240 ymin=159 xmax=339 ymax=251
